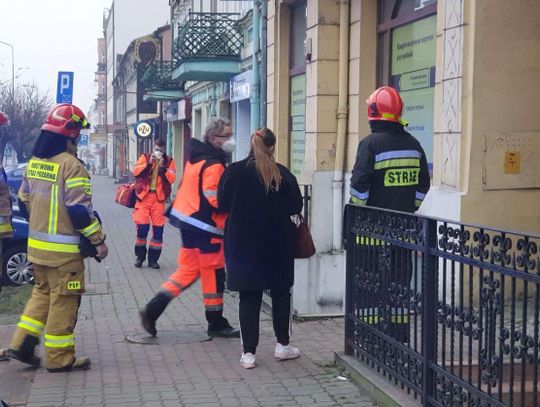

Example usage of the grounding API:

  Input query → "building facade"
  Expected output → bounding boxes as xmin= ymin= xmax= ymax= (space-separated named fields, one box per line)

xmin=267 ymin=0 xmax=540 ymax=315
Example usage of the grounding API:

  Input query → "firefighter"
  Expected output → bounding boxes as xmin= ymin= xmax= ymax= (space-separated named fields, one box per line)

xmin=133 ymin=138 xmax=176 ymax=269
xmin=0 ymin=112 xmax=13 ymax=320
xmin=140 ymin=117 xmax=239 ymax=338
xmin=350 ymin=86 xmax=430 ymax=343
xmin=7 ymin=104 xmax=108 ymax=372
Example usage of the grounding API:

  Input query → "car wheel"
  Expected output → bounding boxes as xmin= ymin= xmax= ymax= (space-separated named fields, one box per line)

xmin=3 ymin=245 xmax=33 ymax=286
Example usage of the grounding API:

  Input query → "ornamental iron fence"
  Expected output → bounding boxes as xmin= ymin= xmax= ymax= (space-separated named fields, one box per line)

xmin=344 ymin=204 xmax=540 ymax=407
xmin=140 ymin=61 xmax=180 ymax=91
xmin=173 ymin=12 xmax=243 ymax=61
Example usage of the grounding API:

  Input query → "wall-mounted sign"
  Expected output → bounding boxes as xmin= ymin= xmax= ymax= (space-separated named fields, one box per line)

xmin=230 ymin=70 xmax=252 ymax=103
xmin=134 ymin=120 xmax=153 ymax=138
xmin=289 ymin=73 xmax=306 ymax=179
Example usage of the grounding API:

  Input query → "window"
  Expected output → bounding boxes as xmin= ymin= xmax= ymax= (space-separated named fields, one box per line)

xmin=378 ymin=0 xmax=437 ymax=168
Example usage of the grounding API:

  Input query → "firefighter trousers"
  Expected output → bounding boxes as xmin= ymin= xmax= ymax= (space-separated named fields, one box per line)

xmin=355 ymin=240 xmax=413 ymax=343
xmin=9 ymin=259 xmax=85 ymax=370
xmin=133 ymin=192 xmax=165 ymax=262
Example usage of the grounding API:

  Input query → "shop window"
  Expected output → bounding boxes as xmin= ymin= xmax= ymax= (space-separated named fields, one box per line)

xmin=378 ymin=0 xmax=437 ymax=169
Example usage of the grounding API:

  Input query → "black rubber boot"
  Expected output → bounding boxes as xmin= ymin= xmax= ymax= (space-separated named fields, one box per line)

xmin=140 ymin=292 xmax=172 ymax=337
xmin=134 ymin=245 xmax=147 ymax=268
xmin=147 ymin=248 xmax=161 ymax=269
xmin=206 ymin=311 xmax=240 ymax=338
xmin=8 ymin=336 xmax=41 ymax=368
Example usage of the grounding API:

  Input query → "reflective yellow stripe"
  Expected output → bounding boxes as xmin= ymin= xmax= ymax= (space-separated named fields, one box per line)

xmin=48 ymin=185 xmax=58 ymax=235
xmin=28 ymin=238 xmax=80 ymax=254
xmin=66 ymin=178 xmax=92 ymax=195
xmin=80 ymin=219 xmax=100 ymax=237
xmin=350 ymin=196 xmax=367 ymax=205
xmin=0 ymin=224 xmax=13 ymax=233
xmin=374 ymin=158 xmax=420 ymax=170
xmin=415 ymin=199 xmax=423 ymax=207
xmin=355 ymin=236 xmax=384 ymax=245
xmin=44 ymin=333 xmax=75 ymax=348
xmin=17 ymin=315 xmax=45 ymax=335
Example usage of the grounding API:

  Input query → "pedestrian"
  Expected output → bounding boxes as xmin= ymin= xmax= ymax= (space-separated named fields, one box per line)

xmin=349 ymin=86 xmax=430 ymax=343
xmin=217 ymin=127 xmax=303 ymax=369
xmin=132 ymin=138 xmax=176 ymax=269
xmin=0 ymin=112 xmax=13 ymax=363
xmin=140 ymin=117 xmax=239 ymax=339
xmin=7 ymin=104 xmax=108 ymax=372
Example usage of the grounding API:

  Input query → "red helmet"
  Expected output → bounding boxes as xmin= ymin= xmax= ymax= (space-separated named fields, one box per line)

xmin=0 ymin=112 xmax=10 ymax=127
xmin=366 ymin=86 xmax=405 ymax=124
xmin=41 ymin=104 xmax=90 ymax=138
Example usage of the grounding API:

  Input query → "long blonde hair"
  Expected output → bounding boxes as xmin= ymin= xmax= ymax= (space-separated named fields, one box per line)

xmin=250 ymin=128 xmax=282 ymax=193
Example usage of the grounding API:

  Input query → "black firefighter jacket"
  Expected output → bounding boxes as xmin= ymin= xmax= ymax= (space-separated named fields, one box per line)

xmin=350 ymin=121 xmax=430 ymax=213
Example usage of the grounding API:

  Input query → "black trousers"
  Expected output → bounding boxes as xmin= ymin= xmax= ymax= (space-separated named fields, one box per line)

xmin=239 ymin=288 xmax=291 ymax=354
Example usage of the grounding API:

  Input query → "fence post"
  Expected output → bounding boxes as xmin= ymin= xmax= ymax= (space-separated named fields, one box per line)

xmin=422 ymin=217 xmax=438 ymax=406
xmin=344 ymin=205 xmax=354 ymax=355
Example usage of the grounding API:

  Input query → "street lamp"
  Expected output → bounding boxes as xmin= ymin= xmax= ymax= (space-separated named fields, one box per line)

xmin=0 ymin=41 xmax=14 ymax=97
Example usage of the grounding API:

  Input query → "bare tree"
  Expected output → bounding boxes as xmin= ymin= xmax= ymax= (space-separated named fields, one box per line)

xmin=0 ymin=82 xmax=52 ymax=163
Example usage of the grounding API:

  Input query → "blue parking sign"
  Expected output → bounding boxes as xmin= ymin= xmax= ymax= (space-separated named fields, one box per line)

xmin=56 ymin=71 xmax=74 ymax=103
xmin=79 ymin=133 xmax=88 ymax=146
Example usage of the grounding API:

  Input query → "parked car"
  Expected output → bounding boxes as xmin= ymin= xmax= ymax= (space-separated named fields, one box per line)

xmin=0 ymin=208 xmax=33 ymax=286
xmin=5 ymin=164 xmax=27 ymax=202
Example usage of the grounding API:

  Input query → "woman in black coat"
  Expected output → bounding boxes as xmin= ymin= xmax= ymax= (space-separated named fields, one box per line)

xmin=217 ymin=127 xmax=303 ymax=369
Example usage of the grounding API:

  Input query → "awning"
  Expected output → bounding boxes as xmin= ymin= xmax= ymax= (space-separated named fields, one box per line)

xmin=143 ymin=90 xmax=185 ymax=102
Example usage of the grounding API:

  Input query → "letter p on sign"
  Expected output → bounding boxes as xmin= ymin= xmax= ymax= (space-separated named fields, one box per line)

xmin=56 ymin=71 xmax=74 ymax=104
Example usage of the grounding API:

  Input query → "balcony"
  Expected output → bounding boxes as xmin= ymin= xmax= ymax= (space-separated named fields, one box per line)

xmin=140 ymin=61 xmax=184 ymax=102
xmin=172 ymin=12 xmax=243 ymax=82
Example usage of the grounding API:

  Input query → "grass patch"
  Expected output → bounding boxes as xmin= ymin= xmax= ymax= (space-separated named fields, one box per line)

xmin=0 ymin=284 xmax=33 ymax=325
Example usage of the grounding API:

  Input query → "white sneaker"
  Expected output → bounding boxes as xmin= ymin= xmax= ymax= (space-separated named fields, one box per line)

xmin=240 ymin=352 xmax=256 ymax=369
xmin=274 ymin=343 xmax=301 ymax=360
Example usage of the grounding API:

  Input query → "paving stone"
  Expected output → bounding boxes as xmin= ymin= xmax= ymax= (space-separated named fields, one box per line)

xmin=0 ymin=176 xmax=375 ymax=407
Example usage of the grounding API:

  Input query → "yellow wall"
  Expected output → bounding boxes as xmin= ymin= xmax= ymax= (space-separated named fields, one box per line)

xmin=461 ymin=0 xmax=540 ymax=233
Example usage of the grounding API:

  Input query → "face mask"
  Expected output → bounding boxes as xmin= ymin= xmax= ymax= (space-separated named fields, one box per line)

xmin=221 ymin=139 xmax=236 ymax=154
xmin=153 ymin=150 xmax=163 ymax=159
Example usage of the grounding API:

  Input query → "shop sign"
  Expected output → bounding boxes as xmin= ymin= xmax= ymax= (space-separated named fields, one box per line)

xmin=230 ymin=70 xmax=252 ymax=103
xmin=134 ymin=120 xmax=153 ymax=138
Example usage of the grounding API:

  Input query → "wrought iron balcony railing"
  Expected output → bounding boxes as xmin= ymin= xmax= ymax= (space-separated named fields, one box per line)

xmin=173 ymin=12 xmax=243 ymax=61
xmin=140 ymin=61 xmax=180 ymax=91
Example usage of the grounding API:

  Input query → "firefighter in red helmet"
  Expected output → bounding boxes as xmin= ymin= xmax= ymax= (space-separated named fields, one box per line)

xmin=349 ymin=86 xmax=430 ymax=343
xmin=7 ymin=104 xmax=108 ymax=372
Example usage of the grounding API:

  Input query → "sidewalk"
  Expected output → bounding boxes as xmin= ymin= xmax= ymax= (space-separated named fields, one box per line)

xmin=0 ymin=176 xmax=375 ymax=407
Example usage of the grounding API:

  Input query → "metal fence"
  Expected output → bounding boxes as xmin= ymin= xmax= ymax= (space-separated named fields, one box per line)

xmin=344 ymin=204 xmax=540 ymax=407
xmin=173 ymin=12 xmax=243 ymax=61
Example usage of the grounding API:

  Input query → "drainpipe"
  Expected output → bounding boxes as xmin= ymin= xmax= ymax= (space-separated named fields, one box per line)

xmin=260 ymin=0 xmax=267 ymax=126
xmin=250 ymin=0 xmax=261 ymax=131
xmin=332 ymin=0 xmax=350 ymax=252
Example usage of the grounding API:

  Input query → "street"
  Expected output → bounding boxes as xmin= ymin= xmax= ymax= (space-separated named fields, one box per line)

xmin=0 ymin=176 xmax=374 ymax=407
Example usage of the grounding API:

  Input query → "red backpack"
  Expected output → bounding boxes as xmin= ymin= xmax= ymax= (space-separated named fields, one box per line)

xmin=115 ymin=183 xmax=137 ymax=208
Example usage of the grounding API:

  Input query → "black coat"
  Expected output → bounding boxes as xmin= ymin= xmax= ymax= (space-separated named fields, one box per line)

xmin=217 ymin=158 xmax=303 ymax=292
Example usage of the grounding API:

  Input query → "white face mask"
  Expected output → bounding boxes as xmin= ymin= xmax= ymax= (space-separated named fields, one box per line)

xmin=221 ymin=139 xmax=236 ymax=154
xmin=153 ymin=150 xmax=163 ymax=159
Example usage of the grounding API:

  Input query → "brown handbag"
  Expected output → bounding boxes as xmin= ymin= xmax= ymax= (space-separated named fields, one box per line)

xmin=295 ymin=214 xmax=316 ymax=259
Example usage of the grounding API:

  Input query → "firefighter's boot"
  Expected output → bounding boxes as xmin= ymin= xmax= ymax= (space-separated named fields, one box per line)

xmin=135 ymin=245 xmax=147 ymax=268
xmin=147 ymin=247 xmax=161 ymax=269
xmin=8 ymin=335 xmax=41 ymax=368
xmin=48 ymin=357 xmax=91 ymax=373
xmin=140 ymin=292 xmax=172 ymax=337
xmin=206 ymin=311 xmax=240 ymax=338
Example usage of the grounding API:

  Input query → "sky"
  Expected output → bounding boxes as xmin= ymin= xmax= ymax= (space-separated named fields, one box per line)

xmin=0 ymin=0 xmax=111 ymax=114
